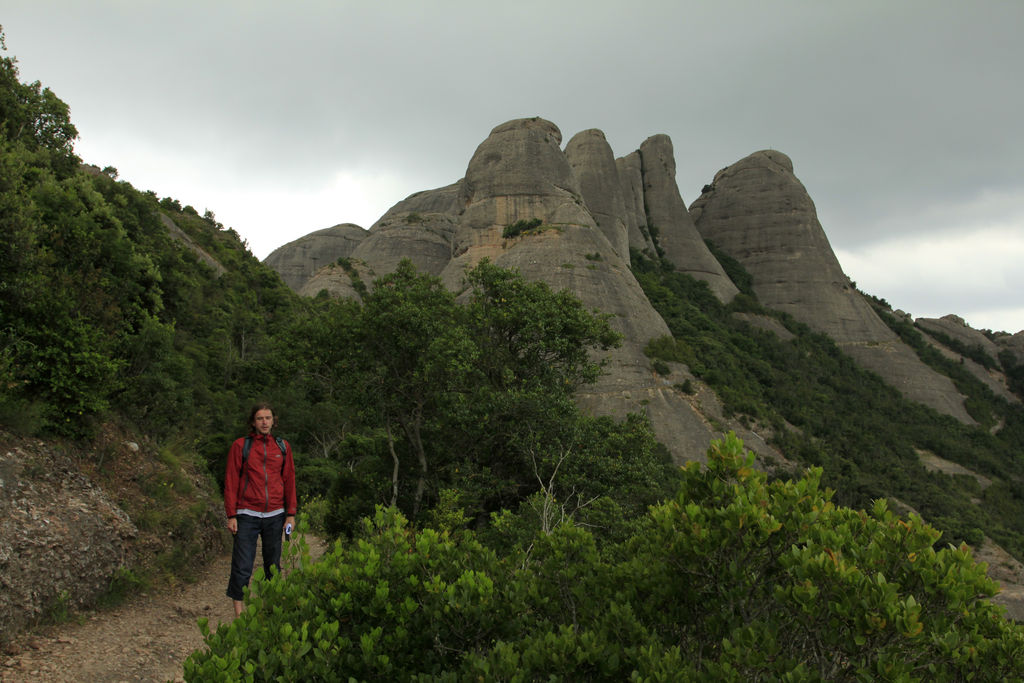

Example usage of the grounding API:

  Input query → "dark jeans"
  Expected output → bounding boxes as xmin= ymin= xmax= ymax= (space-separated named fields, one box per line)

xmin=226 ymin=513 xmax=285 ymax=601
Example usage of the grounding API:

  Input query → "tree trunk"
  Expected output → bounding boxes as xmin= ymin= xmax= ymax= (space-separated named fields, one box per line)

xmin=385 ymin=421 xmax=400 ymax=508
xmin=407 ymin=408 xmax=428 ymax=520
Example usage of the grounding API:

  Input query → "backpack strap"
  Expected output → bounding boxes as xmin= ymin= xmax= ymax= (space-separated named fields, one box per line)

xmin=239 ymin=436 xmax=253 ymax=503
xmin=242 ymin=435 xmax=289 ymax=473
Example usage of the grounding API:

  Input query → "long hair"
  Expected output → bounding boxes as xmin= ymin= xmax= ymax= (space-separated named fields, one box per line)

xmin=248 ymin=402 xmax=276 ymax=431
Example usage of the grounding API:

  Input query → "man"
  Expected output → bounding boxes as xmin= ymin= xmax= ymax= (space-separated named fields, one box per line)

xmin=224 ymin=403 xmax=297 ymax=617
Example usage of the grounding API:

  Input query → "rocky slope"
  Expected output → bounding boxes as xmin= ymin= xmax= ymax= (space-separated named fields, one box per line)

xmin=689 ymin=150 xmax=975 ymax=423
xmin=265 ymin=116 xmax=1019 ymax=462
xmin=264 ymin=223 xmax=367 ymax=291
xmin=288 ymin=118 xmax=791 ymax=465
xmin=0 ymin=428 xmax=225 ymax=645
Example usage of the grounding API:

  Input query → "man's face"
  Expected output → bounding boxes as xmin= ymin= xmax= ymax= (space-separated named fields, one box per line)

xmin=252 ymin=409 xmax=274 ymax=435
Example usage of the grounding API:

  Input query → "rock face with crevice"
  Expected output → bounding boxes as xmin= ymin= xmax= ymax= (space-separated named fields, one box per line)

xmin=615 ymin=151 xmax=658 ymax=256
xmin=565 ymin=129 xmax=630 ymax=260
xmin=690 ymin=150 xmax=974 ymax=423
xmin=438 ymin=118 xmax=723 ymax=463
xmin=638 ymin=135 xmax=739 ymax=302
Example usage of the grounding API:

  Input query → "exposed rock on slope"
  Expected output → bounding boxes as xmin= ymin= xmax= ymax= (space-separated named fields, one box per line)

xmin=639 ymin=135 xmax=739 ymax=302
xmin=0 ymin=433 xmax=137 ymax=638
xmin=917 ymin=315 xmax=1019 ymax=404
xmin=690 ymin=150 xmax=974 ymax=423
xmin=439 ymin=118 xmax=727 ymax=464
xmin=264 ymin=223 xmax=367 ymax=291
xmin=0 ymin=428 xmax=225 ymax=644
xmin=917 ymin=315 xmax=1002 ymax=361
xmin=997 ymin=331 xmax=1024 ymax=366
xmin=565 ymin=129 xmax=630 ymax=259
xmin=615 ymin=151 xmax=657 ymax=257
xmin=266 ymin=117 xmax=781 ymax=464
xmin=298 ymin=258 xmax=375 ymax=301
xmin=160 ymin=214 xmax=226 ymax=277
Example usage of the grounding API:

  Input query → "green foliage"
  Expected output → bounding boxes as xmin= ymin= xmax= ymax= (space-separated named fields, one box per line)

xmin=94 ymin=567 xmax=150 ymax=609
xmin=704 ymin=238 xmax=755 ymax=297
xmin=0 ymin=35 xmax=303 ymax=441
xmin=921 ymin=327 xmax=998 ymax=370
xmin=0 ymin=29 xmax=78 ymax=174
xmin=335 ymin=257 xmax=368 ymax=296
xmin=273 ymin=258 xmax=666 ymax=534
xmin=632 ymin=252 xmax=1024 ymax=560
xmin=502 ymin=217 xmax=542 ymax=239
xmin=185 ymin=435 xmax=1024 ymax=681
xmin=1000 ymin=350 xmax=1024 ymax=397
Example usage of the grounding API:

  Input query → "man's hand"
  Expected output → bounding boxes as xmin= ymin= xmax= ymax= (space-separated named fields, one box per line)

xmin=227 ymin=517 xmax=237 ymax=534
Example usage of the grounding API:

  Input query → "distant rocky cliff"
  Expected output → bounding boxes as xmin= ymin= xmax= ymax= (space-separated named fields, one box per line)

xmin=689 ymin=150 xmax=976 ymax=422
xmin=264 ymin=117 xmax=1015 ymax=463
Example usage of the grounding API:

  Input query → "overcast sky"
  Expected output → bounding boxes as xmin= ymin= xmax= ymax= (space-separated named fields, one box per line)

xmin=5 ymin=1 xmax=1023 ymax=333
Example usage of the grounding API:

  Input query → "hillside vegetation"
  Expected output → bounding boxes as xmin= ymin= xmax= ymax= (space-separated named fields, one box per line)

xmin=3 ymin=28 xmax=1024 ymax=678
xmin=632 ymin=252 xmax=1024 ymax=561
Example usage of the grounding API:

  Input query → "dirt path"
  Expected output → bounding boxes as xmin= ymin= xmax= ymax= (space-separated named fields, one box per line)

xmin=1 ymin=536 xmax=326 ymax=683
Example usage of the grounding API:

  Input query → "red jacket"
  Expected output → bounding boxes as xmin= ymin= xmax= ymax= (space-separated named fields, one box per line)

xmin=224 ymin=432 xmax=297 ymax=518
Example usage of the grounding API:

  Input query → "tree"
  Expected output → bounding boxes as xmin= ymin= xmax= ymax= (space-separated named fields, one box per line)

xmin=0 ymin=28 xmax=79 ymax=172
xmin=463 ymin=259 xmax=621 ymax=392
xmin=279 ymin=259 xmax=640 ymax=529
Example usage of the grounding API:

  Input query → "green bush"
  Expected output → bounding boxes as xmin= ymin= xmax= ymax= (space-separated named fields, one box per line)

xmin=502 ymin=218 xmax=542 ymax=239
xmin=185 ymin=435 xmax=1024 ymax=681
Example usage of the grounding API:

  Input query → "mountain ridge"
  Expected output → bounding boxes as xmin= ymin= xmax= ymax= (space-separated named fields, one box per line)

xmin=265 ymin=117 xmax=1024 ymax=465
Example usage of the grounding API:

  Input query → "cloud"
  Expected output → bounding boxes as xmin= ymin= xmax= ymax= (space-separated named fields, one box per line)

xmin=835 ymin=215 xmax=1024 ymax=333
xmin=4 ymin=0 xmax=1023 ymax=332
xmin=217 ymin=168 xmax=420 ymax=259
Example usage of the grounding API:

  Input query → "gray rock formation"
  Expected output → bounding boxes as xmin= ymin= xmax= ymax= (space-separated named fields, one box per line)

xmin=917 ymin=315 xmax=1019 ymax=404
xmin=350 ymin=182 xmax=464 ymax=279
xmin=565 ymin=129 xmax=630 ymax=259
xmin=615 ymin=152 xmax=657 ymax=256
xmin=262 ymin=118 xmax=821 ymax=465
xmin=996 ymin=331 xmax=1024 ymax=366
xmin=917 ymin=315 xmax=1002 ymax=362
xmin=437 ymin=117 xmax=731 ymax=464
xmin=638 ymin=135 xmax=739 ymax=302
xmin=691 ymin=150 xmax=974 ymax=423
xmin=264 ymin=223 xmax=367 ymax=291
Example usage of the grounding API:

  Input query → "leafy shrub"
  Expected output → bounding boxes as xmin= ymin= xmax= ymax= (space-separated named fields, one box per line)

xmin=502 ymin=218 xmax=542 ymax=239
xmin=185 ymin=435 xmax=1024 ymax=681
